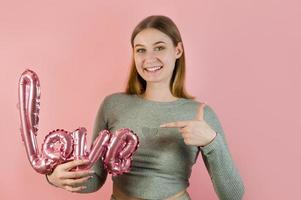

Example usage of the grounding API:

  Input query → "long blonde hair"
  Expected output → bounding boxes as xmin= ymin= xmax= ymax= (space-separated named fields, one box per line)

xmin=125 ymin=15 xmax=194 ymax=99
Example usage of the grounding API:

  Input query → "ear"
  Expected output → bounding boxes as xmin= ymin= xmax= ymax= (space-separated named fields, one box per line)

xmin=175 ymin=42 xmax=183 ymax=59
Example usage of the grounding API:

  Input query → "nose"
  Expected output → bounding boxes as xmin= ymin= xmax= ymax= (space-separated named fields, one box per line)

xmin=144 ymin=51 xmax=158 ymax=64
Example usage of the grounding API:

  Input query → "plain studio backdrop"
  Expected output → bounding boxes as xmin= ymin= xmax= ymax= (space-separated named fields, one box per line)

xmin=0 ymin=0 xmax=300 ymax=199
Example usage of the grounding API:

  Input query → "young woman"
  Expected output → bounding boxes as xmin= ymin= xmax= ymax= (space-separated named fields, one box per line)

xmin=46 ymin=15 xmax=245 ymax=200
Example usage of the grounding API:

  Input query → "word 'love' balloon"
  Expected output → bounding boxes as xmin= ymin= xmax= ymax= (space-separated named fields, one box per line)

xmin=18 ymin=69 xmax=139 ymax=176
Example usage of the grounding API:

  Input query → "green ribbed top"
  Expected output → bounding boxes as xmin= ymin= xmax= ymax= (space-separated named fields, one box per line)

xmin=81 ymin=93 xmax=244 ymax=200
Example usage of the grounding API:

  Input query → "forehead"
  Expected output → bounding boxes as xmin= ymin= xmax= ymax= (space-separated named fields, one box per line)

xmin=133 ymin=28 xmax=173 ymax=46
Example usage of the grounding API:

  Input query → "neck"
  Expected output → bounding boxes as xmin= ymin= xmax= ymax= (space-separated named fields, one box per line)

xmin=141 ymin=82 xmax=178 ymax=102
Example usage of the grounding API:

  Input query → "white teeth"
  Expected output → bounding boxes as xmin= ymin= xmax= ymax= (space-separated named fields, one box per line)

xmin=144 ymin=66 xmax=162 ymax=72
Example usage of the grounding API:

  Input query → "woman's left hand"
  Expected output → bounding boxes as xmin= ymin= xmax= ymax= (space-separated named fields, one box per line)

xmin=160 ymin=103 xmax=217 ymax=147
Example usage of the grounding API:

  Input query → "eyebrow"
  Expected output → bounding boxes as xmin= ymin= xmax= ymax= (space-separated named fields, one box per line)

xmin=134 ymin=41 xmax=166 ymax=48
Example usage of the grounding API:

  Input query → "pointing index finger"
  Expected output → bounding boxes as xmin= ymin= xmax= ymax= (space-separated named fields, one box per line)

xmin=160 ymin=120 xmax=190 ymax=128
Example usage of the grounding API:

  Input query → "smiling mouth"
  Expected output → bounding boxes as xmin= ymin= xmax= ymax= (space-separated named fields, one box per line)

xmin=144 ymin=66 xmax=163 ymax=72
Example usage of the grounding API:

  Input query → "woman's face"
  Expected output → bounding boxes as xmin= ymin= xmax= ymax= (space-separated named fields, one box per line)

xmin=133 ymin=28 xmax=183 ymax=86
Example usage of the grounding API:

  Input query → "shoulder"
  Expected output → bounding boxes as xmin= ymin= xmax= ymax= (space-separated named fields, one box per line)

xmin=95 ymin=92 xmax=132 ymax=115
xmin=104 ymin=92 xmax=130 ymax=101
xmin=101 ymin=92 xmax=133 ymax=107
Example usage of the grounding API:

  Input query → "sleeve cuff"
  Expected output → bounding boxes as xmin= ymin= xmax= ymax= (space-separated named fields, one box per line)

xmin=199 ymin=132 xmax=222 ymax=155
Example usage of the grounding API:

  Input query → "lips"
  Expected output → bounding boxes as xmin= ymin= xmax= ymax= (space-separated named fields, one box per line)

xmin=144 ymin=66 xmax=163 ymax=72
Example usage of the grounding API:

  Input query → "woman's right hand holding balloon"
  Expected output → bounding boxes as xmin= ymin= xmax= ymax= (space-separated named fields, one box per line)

xmin=46 ymin=159 xmax=95 ymax=192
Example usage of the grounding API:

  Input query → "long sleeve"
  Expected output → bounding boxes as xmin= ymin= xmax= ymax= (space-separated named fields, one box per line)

xmin=199 ymin=105 xmax=245 ymax=200
xmin=79 ymin=98 xmax=109 ymax=193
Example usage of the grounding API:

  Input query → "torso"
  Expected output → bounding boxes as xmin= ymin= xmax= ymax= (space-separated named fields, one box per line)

xmin=102 ymin=93 xmax=199 ymax=199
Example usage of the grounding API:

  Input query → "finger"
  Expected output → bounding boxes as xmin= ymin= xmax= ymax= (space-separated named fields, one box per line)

xmin=180 ymin=131 xmax=189 ymax=138
xmin=67 ymin=175 xmax=93 ymax=186
xmin=195 ymin=103 xmax=206 ymax=121
xmin=179 ymin=126 xmax=190 ymax=132
xmin=160 ymin=121 xmax=190 ymax=128
xmin=62 ymin=159 xmax=90 ymax=171
xmin=64 ymin=185 xmax=87 ymax=193
xmin=64 ymin=170 xmax=94 ymax=179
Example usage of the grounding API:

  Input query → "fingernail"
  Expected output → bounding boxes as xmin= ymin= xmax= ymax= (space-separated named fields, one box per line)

xmin=160 ymin=124 xmax=165 ymax=127
xmin=90 ymin=170 xmax=95 ymax=174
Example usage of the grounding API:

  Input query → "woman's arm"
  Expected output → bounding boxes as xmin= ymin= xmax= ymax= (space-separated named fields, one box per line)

xmin=45 ymin=98 xmax=109 ymax=193
xmin=199 ymin=105 xmax=245 ymax=200
xmin=79 ymin=98 xmax=109 ymax=193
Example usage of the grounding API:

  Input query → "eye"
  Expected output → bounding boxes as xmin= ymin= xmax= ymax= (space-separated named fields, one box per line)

xmin=154 ymin=46 xmax=165 ymax=51
xmin=136 ymin=48 xmax=145 ymax=53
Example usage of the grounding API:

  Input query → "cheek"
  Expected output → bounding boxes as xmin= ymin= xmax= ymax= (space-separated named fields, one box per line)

xmin=134 ymin=55 xmax=143 ymax=67
xmin=162 ymin=54 xmax=176 ymax=68
xmin=160 ymin=50 xmax=176 ymax=63
xmin=134 ymin=57 xmax=144 ymax=75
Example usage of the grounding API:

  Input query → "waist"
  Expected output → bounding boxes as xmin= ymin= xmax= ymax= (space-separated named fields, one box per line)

xmin=112 ymin=184 xmax=189 ymax=200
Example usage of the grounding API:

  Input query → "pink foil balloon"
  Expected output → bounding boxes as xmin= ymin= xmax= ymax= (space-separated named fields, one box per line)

xmin=42 ymin=129 xmax=73 ymax=162
xmin=18 ymin=69 xmax=51 ymax=174
xmin=70 ymin=128 xmax=111 ymax=171
xmin=104 ymin=128 xmax=139 ymax=176
xmin=18 ymin=69 xmax=139 ymax=175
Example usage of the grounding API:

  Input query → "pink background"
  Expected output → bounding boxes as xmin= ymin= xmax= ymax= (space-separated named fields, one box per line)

xmin=1 ymin=0 xmax=300 ymax=199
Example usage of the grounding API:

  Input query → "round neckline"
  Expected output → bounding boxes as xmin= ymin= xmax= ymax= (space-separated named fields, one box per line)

xmin=133 ymin=94 xmax=186 ymax=106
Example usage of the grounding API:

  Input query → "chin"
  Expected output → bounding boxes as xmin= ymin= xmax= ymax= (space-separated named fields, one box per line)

xmin=145 ymin=78 xmax=170 ymax=85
